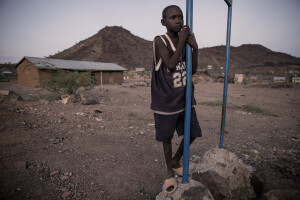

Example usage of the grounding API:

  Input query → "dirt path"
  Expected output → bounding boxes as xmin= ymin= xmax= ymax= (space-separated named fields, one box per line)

xmin=0 ymin=79 xmax=299 ymax=199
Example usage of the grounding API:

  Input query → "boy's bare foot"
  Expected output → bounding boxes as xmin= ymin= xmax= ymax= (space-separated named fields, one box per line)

xmin=171 ymin=159 xmax=183 ymax=176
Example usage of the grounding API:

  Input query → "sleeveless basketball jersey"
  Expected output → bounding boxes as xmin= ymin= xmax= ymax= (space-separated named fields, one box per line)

xmin=150 ymin=33 xmax=196 ymax=114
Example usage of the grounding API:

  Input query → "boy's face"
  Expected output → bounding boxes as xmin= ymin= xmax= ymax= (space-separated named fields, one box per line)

xmin=161 ymin=7 xmax=184 ymax=33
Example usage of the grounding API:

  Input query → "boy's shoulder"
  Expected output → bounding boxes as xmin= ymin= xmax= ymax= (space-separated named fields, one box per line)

xmin=154 ymin=35 xmax=163 ymax=42
xmin=154 ymin=35 xmax=167 ymax=47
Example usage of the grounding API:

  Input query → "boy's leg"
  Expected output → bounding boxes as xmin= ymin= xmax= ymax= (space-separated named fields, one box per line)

xmin=171 ymin=136 xmax=196 ymax=168
xmin=172 ymin=108 xmax=201 ymax=168
xmin=163 ymin=141 xmax=175 ymax=178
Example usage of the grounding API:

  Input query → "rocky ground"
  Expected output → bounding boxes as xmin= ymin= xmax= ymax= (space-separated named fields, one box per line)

xmin=0 ymin=77 xmax=299 ymax=200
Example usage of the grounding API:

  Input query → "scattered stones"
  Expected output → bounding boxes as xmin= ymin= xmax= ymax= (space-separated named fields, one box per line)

xmin=61 ymin=175 xmax=69 ymax=181
xmin=39 ymin=99 xmax=49 ymax=105
xmin=50 ymin=170 xmax=60 ymax=177
xmin=291 ymin=136 xmax=300 ymax=142
xmin=95 ymin=117 xmax=103 ymax=122
xmin=249 ymin=149 xmax=259 ymax=155
xmin=130 ymin=82 xmax=147 ymax=88
xmin=76 ymin=112 xmax=85 ymax=116
xmin=61 ymin=190 xmax=72 ymax=199
xmin=60 ymin=187 xmax=68 ymax=192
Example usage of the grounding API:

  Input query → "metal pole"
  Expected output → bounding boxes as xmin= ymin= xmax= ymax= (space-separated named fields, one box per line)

xmin=219 ymin=0 xmax=232 ymax=148
xmin=182 ymin=0 xmax=193 ymax=184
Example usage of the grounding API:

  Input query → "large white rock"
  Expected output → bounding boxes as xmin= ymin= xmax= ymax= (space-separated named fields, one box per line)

xmin=190 ymin=147 xmax=256 ymax=200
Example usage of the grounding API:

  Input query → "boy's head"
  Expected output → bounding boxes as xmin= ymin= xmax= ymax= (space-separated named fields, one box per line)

xmin=162 ymin=5 xmax=182 ymax=19
xmin=161 ymin=5 xmax=184 ymax=33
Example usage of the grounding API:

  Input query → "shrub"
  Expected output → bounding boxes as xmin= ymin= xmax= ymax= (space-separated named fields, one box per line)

xmin=39 ymin=69 xmax=96 ymax=97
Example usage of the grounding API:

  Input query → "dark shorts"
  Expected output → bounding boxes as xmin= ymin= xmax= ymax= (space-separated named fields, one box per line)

xmin=154 ymin=107 xmax=202 ymax=142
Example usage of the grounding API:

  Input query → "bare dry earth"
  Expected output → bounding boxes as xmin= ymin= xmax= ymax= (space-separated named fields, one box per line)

xmin=0 ymin=78 xmax=299 ymax=200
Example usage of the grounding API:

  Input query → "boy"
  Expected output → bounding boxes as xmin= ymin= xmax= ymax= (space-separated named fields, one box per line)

xmin=150 ymin=5 xmax=202 ymax=194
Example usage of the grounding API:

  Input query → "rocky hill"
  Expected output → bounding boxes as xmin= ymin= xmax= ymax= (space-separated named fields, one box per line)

xmin=199 ymin=44 xmax=300 ymax=79
xmin=51 ymin=26 xmax=300 ymax=78
xmin=50 ymin=26 xmax=152 ymax=69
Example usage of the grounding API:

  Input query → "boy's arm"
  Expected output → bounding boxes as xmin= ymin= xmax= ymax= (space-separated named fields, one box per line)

xmin=155 ymin=27 xmax=190 ymax=71
xmin=192 ymin=48 xmax=198 ymax=75
xmin=187 ymin=33 xmax=198 ymax=75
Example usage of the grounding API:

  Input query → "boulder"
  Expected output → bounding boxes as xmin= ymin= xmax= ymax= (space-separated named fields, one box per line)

xmin=156 ymin=178 xmax=214 ymax=200
xmin=192 ymin=170 xmax=230 ymax=199
xmin=190 ymin=148 xmax=256 ymax=200
xmin=80 ymin=93 xmax=97 ymax=105
xmin=62 ymin=94 xmax=76 ymax=104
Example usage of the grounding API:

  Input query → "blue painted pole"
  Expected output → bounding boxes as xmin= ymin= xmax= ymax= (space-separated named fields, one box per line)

xmin=219 ymin=0 xmax=232 ymax=148
xmin=182 ymin=0 xmax=193 ymax=184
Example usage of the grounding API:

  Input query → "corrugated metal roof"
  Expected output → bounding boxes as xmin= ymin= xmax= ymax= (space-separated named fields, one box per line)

xmin=22 ymin=57 xmax=127 ymax=71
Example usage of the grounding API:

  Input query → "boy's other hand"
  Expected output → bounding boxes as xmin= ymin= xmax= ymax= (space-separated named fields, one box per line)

xmin=187 ymin=33 xmax=198 ymax=49
xmin=179 ymin=25 xmax=190 ymax=42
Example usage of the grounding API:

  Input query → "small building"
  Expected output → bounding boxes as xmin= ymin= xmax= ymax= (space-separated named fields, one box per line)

xmin=16 ymin=57 xmax=127 ymax=87
xmin=273 ymin=77 xmax=285 ymax=83
xmin=207 ymin=65 xmax=212 ymax=70
xmin=1 ymin=70 xmax=13 ymax=76
xmin=292 ymin=77 xmax=300 ymax=83
xmin=135 ymin=68 xmax=145 ymax=72
xmin=234 ymin=74 xmax=244 ymax=84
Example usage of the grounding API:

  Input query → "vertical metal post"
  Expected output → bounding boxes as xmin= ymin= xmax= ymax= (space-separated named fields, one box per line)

xmin=219 ymin=0 xmax=232 ymax=148
xmin=182 ymin=0 xmax=193 ymax=184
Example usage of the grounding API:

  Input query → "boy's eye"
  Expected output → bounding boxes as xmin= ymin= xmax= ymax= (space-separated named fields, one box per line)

xmin=170 ymin=15 xmax=183 ymax=20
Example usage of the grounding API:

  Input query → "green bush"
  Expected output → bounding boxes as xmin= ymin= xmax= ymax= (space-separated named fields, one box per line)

xmin=39 ymin=70 xmax=96 ymax=96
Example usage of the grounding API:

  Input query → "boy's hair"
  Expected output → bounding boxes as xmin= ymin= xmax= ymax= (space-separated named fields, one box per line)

xmin=162 ymin=5 xmax=182 ymax=19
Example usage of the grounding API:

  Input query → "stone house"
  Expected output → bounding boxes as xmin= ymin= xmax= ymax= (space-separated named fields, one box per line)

xmin=16 ymin=57 xmax=127 ymax=87
xmin=234 ymin=74 xmax=244 ymax=84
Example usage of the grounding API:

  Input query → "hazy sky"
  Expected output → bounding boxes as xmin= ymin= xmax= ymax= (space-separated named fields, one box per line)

xmin=0 ymin=0 xmax=300 ymax=63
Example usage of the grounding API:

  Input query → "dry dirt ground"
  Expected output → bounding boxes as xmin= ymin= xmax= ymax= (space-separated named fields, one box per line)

xmin=0 ymin=77 xmax=299 ymax=200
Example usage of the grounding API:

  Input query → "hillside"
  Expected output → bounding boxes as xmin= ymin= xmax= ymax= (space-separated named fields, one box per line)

xmin=51 ymin=26 xmax=152 ymax=69
xmin=199 ymin=44 xmax=300 ymax=79
xmin=51 ymin=26 xmax=300 ymax=77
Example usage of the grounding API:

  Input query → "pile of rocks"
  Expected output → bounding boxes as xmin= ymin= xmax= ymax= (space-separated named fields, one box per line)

xmin=156 ymin=148 xmax=298 ymax=200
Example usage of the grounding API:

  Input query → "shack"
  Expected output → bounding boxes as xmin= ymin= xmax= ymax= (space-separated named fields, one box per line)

xmin=234 ymin=74 xmax=244 ymax=84
xmin=273 ymin=77 xmax=285 ymax=83
xmin=16 ymin=57 xmax=127 ymax=87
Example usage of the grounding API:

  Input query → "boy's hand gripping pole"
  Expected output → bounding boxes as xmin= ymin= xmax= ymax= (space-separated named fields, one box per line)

xmin=219 ymin=0 xmax=232 ymax=148
xmin=182 ymin=0 xmax=193 ymax=184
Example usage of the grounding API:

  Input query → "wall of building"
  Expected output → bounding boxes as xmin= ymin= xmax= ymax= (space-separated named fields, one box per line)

xmin=110 ymin=71 xmax=124 ymax=84
xmin=17 ymin=59 xmax=124 ymax=87
xmin=94 ymin=71 xmax=123 ymax=85
xmin=17 ymin=59 xmax=41 ymax=87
